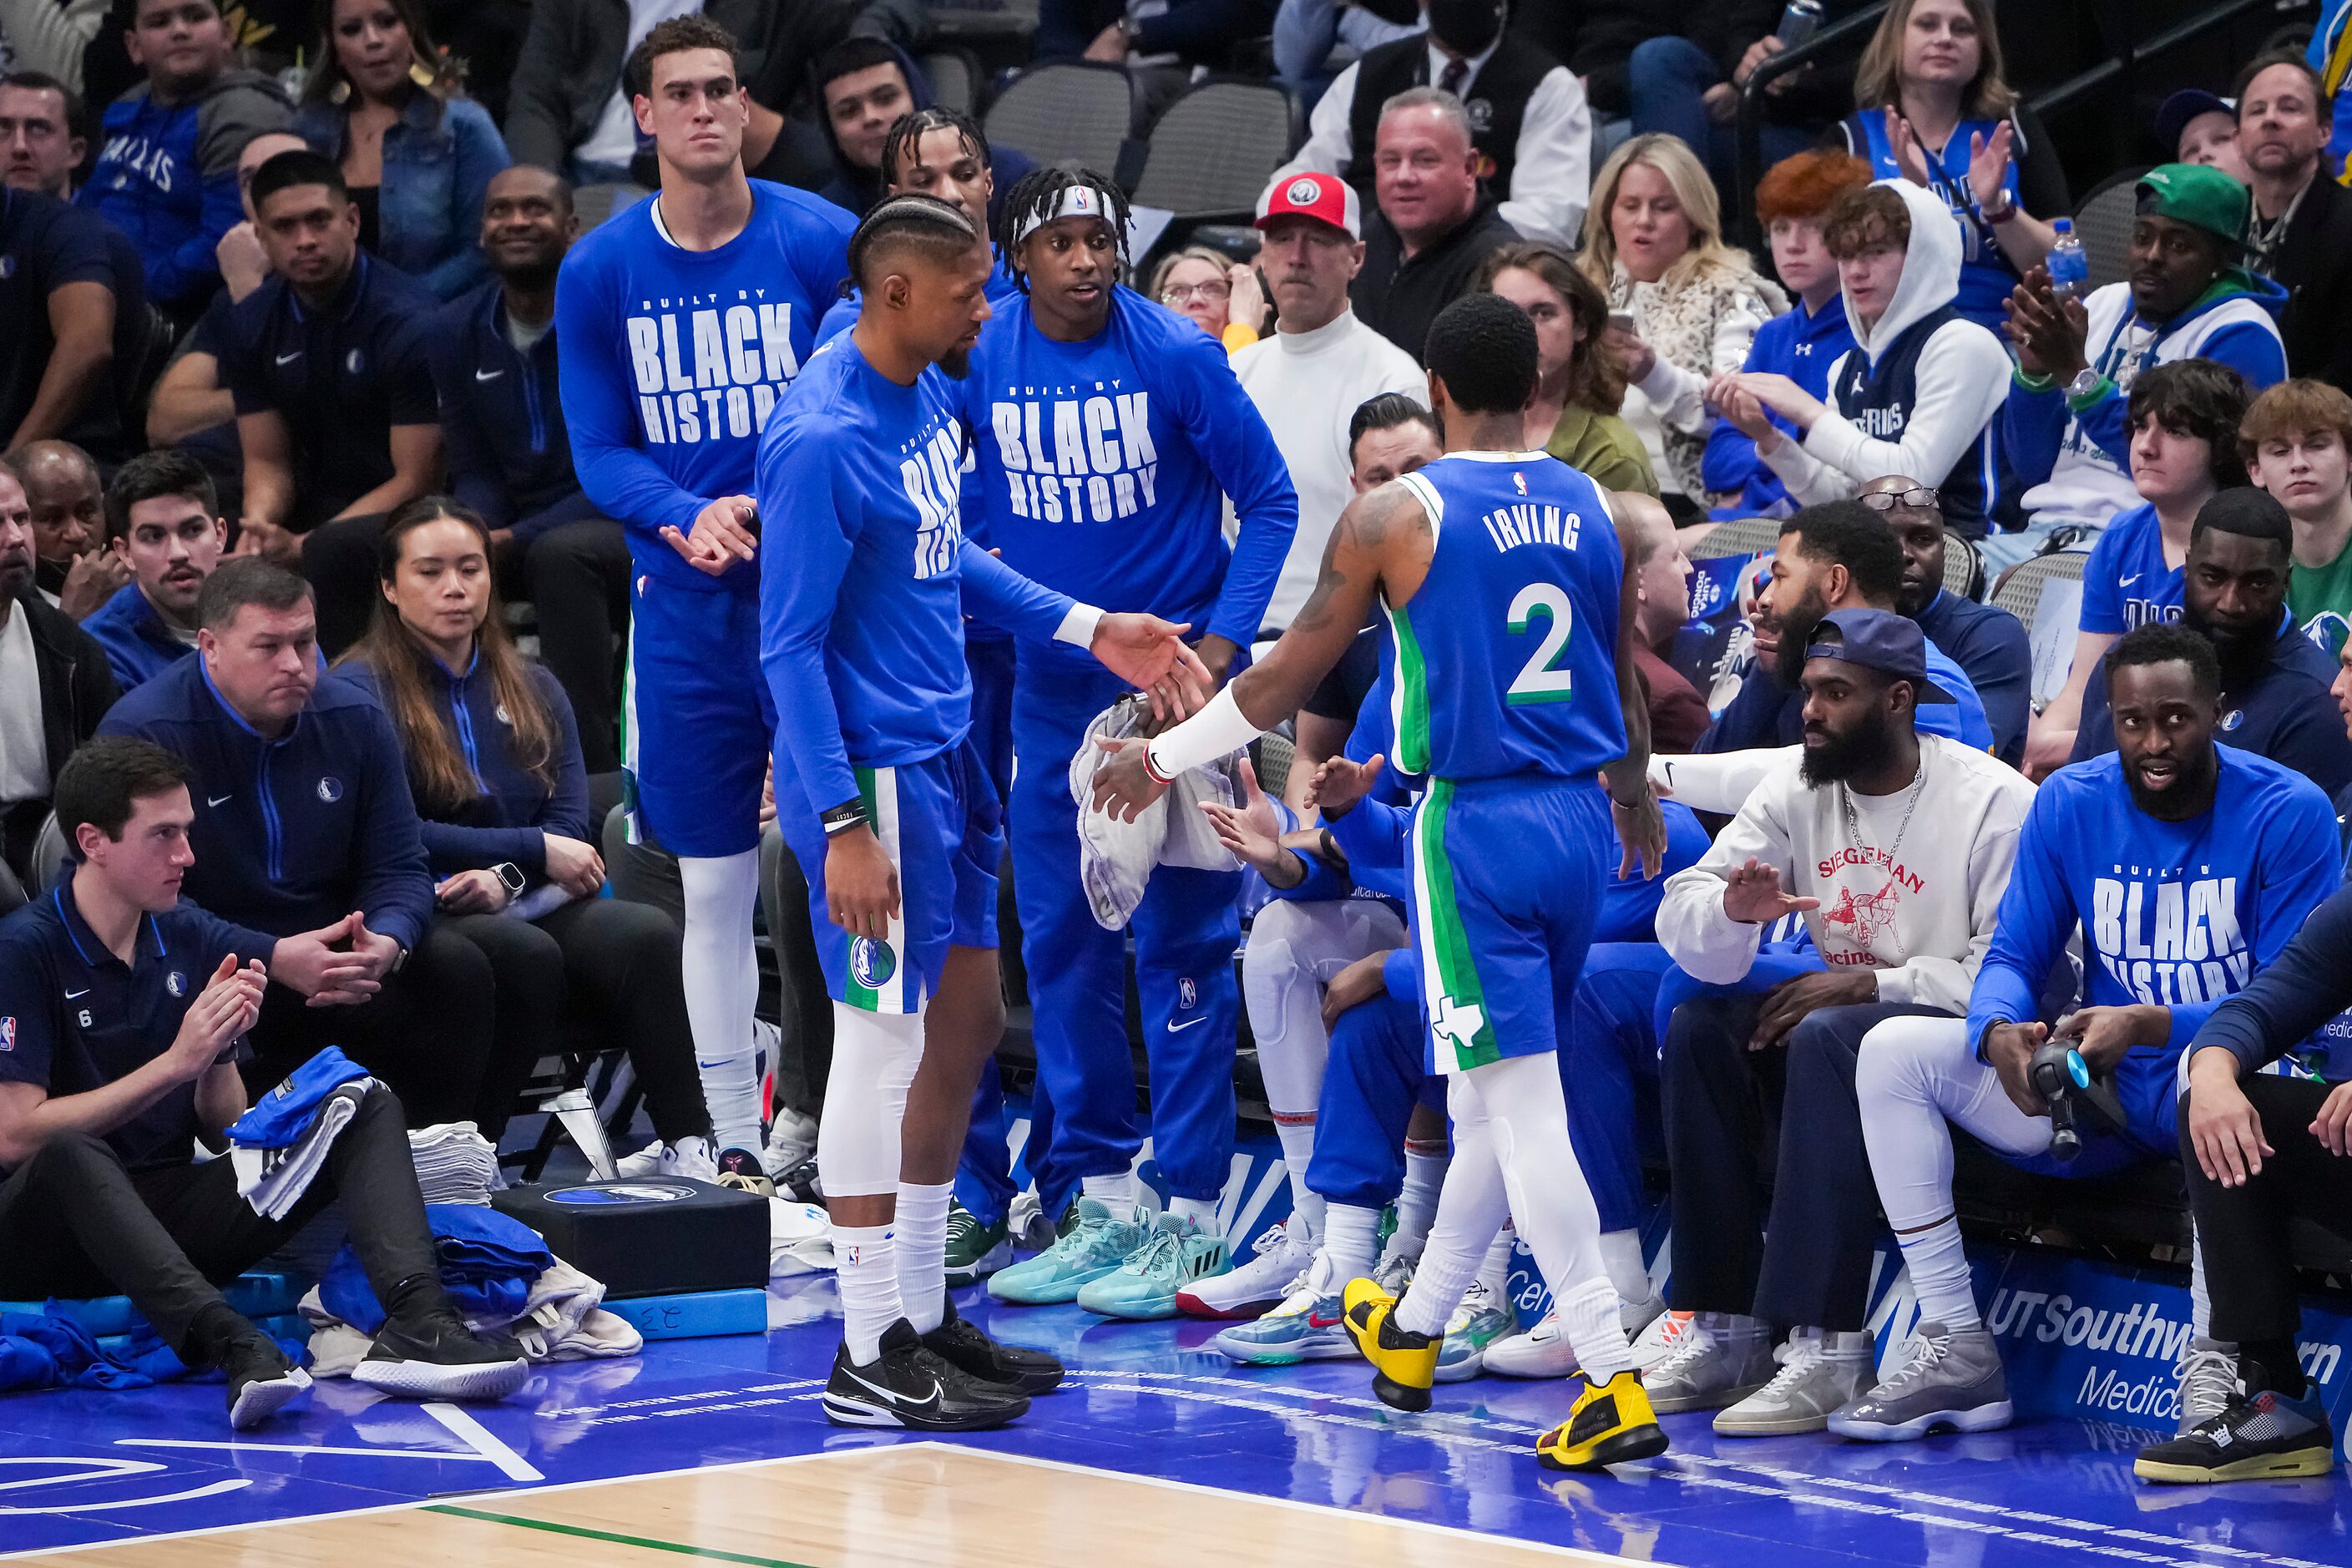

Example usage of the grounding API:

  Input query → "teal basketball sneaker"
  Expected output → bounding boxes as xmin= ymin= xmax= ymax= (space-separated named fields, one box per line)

xmin=1434 ymin=1277 xmax=1516 ymax=1383
xmin=987 ymin=1198 xmax=1149 ymax=1305
xmin=1076 ymin=1211 xmax=1232 ymax=1320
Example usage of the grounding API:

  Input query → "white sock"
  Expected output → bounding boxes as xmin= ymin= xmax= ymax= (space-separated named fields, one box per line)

xmin=1395 ymin=1140 xmax=1448 ymax=1257
xmin=1557 ymin=1277 xmax=1632 ymax=1383
xmin=834 ymin=1222 xmax=900 ymax=1364
xmin=1272 ymin=1115 xmax=1325 ymax=1238
xmin=1894 ymin=1214 xmax=1980 ymax=1330
xmin=1323 ymin=1202 xmax=1381 ymax=1282
xmin=1081 ymin=1171 xmax=1138 ymax=1210
xmin=1597 ymin=1228 xmax=1650 ymax=1304
xmin=678 ymin=851 xmax=765 ymax=1152
xmin=894 ymin=1181 xmax=952 ymax=1334
xmin=1395 ymin=1235 xmax=1481 ymax=1338
xmin=1167 ymin=1194 xmax=1218 ymax=1229
xmin=1475 ymin=1226 xmax=1515 ymax=1300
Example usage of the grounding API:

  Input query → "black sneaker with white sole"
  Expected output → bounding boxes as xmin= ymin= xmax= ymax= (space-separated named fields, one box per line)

xmin=2135 ymin=1387 xmax=2337 ymax=1484
xmin=823 ymin=1318 xmax=1031 ymax=1430
xmin=352 ymin=1309 xmax=529 ymax=1400
xmin=221 ymin=1331 xmax=312 ymax=1429
xmin=919 ymin=1292 xmax=1065 ymax=1394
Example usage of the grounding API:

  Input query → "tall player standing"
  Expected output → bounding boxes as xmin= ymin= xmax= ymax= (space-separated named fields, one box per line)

xmin=1095 ymin=295 xmax=1673 ymax=1471
xmin=554 ymin=16 xmax=857 ymax=1190
xmin=758 ymin=195 xmax=1206 ymax=1426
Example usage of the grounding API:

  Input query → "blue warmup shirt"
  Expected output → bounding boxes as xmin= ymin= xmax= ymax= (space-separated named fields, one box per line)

xmin=333 ymin=658 xmax=589 ymax=886
xmin=1914 ymin=587 xmax=2033 ymax=768
xmin=0 ymin=869 xmax=272 ymax=1173
xmin=80 ymin=583 xmax=195 ymax=693
xmin=1965 ymin=746 xmax=2339 ymax=1153
xmin=959 ymin=286 xmax=1297 ymax=677
xmin=1700 ymin=294 xmax=1854 ymax=516
xmin=2077 ymin=503 xmax=2183 ymax=635
xmin=554 ymin=181 xmax=857 ymax=594
xmin=817 ymin=255 xmax=1024 ymax=346
xmin=99 ymin=656 xmax=435 ymax=953
xmin=432 ymin=282 xmax=599 ymax=546
xmin=1696 ymin=635 xmax=1995 ymax=754
xmin=225 ymin=1044 xmax=371 ymax=1148
xmin=758 ymin=335 xmax=1077 ymax=818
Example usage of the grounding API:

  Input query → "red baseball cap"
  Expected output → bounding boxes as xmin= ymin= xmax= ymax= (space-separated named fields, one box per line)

xmin=1256 ymin=172 xmax=1361 ymax=241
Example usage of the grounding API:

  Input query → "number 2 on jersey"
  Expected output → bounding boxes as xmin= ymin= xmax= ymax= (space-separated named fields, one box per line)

xmin=1505 ymin=583 xmax=1574 ymax=706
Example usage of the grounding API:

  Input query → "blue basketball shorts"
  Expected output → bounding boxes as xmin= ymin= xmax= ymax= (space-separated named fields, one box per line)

xmin=622 ymin=573 xmax=773 ymax=859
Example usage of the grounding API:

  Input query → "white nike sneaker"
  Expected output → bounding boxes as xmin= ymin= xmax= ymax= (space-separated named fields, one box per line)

xmin=613 ymin=1136 xmax=719 ymax=1182
xmin=1484 ymin=1290 xmax=1669 ymax=1379
xmin=762 ymin=1107 xmax=818 ymax=1180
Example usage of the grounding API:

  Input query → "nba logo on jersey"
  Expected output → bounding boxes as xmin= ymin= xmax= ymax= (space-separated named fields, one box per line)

xmin=1513 ymin=472 xmax=1527 ymax=495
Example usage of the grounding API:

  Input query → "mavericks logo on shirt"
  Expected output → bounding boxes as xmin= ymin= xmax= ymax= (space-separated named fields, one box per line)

xmin=2091 ymin=862 xmax=2248 ymax=1005
xmin=987 ymin=382 xmax=1160 ymax=524
xmin=625 ymin=293 xmax=803 ymax=447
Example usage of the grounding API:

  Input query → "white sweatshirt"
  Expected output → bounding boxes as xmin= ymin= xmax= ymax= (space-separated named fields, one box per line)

xmin=1655 ymin=734 xmax=2035 ymax=1014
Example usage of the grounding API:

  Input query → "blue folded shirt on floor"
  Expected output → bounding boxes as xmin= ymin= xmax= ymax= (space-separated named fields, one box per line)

xmin=318 ymin=1205 xmax=555 ymax=1334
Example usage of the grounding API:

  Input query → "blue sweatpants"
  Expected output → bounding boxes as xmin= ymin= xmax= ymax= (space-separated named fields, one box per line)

xmin=954 ymin=635 xmax=1026 ymax=1226
xmin=1562 ymin=943 xmax=1677 ymax=1234
xmin=1308 ymin=989 xmax=1439 ymax=1209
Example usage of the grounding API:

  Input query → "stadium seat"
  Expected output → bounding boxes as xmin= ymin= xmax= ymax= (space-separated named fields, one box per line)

xmin=2071 ymin=167 xmax=2150 ymax=295
xmin=984 ymin=63 xmax=1141 ymax=186
xmin=1687 ymin=515 xmax=1781 ymax=562
xmin=1942 ymin=533 xmax=1985 ymax=600
xmin=0 ymin=857 xmax=23 ymax=918
xmin=922 ymin=47 xmax=984 ymax=116
xmin=26 ymin=812 xmax=67 ymax=897
xmin=1131 ymin=79 xmax=1301 ymax=225
xmin=1989 ymin=545 xmax=2088 ymax=630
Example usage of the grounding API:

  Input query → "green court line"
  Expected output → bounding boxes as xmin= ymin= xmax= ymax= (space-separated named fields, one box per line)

xmin=422 ymin=1504 xmax=821 ymax=1568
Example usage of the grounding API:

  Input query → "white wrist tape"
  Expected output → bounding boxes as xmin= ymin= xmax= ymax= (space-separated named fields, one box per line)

xmin=1146 ymin=685 xmax=1262 ymax=779
xmin=1055 ymin=602 xmax=1104 ymax=649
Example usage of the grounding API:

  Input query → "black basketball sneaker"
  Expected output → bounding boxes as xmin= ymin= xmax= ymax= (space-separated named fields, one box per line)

xmin=823 ymin=1319 xmax=1033 ymax=1430
xmin=919 ymin=1292 xmax=1065 ymax=1394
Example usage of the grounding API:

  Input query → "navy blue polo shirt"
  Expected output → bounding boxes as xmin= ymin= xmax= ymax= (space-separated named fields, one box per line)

xmin=0 ymin=869 xmax=273 ymax=1174
xmin=0 ymin=187 xmax=114 ymax=449
xmin=217 ymin=254 xmax=439 ymax=528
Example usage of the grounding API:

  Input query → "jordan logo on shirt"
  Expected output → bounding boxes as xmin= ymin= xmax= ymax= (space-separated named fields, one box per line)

xmin=625 ymin=292 xmax=801 ymax=447
xmin=2090 ymin=865 xmax=2248 ymax=1005
xmin=986 ymin=381 xmax=1160 ymax=524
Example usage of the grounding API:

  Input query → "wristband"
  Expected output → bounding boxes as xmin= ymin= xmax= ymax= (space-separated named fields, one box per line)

xmin=2012 ymin=368 xmax=2056 ymax=392
xmin=821 ymin=800 xmax=867 ymax=837
xmin=1144 ymin=685 xmax=1262 ymax=781
xmin=1978 ymin=195 xmax=2017 ymax=225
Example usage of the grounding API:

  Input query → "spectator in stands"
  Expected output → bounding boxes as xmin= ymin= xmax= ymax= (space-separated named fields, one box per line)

xmin=1579 ymin=133 xmax=1784 ymax=522
xmin=0 ymin=454 xmax=116 ymax=880
xmin=1695 ymin=500 xmax=1992 ymax=754
xmin=807 ymin=36 xmax=920 ymax=218
xmin=293 ymin=0 xmax=508 ymax=302
xmin=1476 ymin=239 xmax=1657 ymax=495
xmin=0 ymin=70 xmax=87 ymax=194
xmin=503 ymin=0 xmax=923 ymax=185
xmin=78 ymin=0 xmax=291 ymax=319
xmin=336 ymin=496 xmax=718 ymax=1156
xmin=1999 ymin=164 xmax=2288 ymax=570
xmin=1703 ymin=150 xmax=1869 ymax=518
xmin=18 ymin=438 xmax=124 ymax=620
xmin=2157 ymin=88 xmax=2249 ymax=183
xmin=1847 ymin=623 xmax=2339 ymax=1444
xmin=2028 ymin=361 xmax=2253 ymax=775
xmin=2234 ymin=54 xmax=2352 ymax=393
xmin=431 ymin=164 xmax=628 ymax=776
xmin=220 ymin=149 xmax=439 ymax=655
xmin=1151 ymin=245 xmax=1267 ymax=355
xmin=82 ymin=450 xmax=221 ymax=690
xmin=1274 ymin=0 xmax=1589 ymax=246
xmin=1 ymin=178 xmax=129 ymax=456
xmin=1877 ymin=475 xmax=2030 ymax=766
xmin=1232 ymin=172 xmax=1424 ymax=638
xmin=1650 ymin=605 xmax=2031 ymax=1434
xmin=1053 ymin=0 xmax=1277 ymax=82
xmin=1272 ymin=0 xmax=1421 ymax=96
xmin=1348 ymin=88 xmax=1516 ymax=363
xmin=1826 ymin=0 xmax=2065 ymax=334
xmin=1627 ymin=0 xmax=1873 ymax=193
xmin=2070 ymin=489 xmax=2352 ymax=797
xmin=2306 ymin=0 xmax=2352 ymax=184
xmin=2246 ymin=379 xmax=2352 ymax=657
xmin=1621 ymin=491 xmax=1709 ymax=751
xmin=97 ymin=557 xmax=503 ymax=1126
xmin=0 ymin=737 xmax=529 ymax=1432
xmin=1710 ymin=182 xmax=2011 ymax=539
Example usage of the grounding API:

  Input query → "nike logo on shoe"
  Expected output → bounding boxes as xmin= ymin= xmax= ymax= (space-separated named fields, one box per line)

xmin=1308 ymin=1312 xmax=1342 ymax=1328
xmin=842 ymin=1363 xmax=941 ymax=1416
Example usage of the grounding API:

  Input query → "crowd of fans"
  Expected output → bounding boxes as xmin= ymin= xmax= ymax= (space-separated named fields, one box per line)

xmin=7 ymin=0 xmax=2352 ymax=1487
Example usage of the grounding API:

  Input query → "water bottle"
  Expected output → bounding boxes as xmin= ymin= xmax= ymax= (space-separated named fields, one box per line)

xmin=1776 ymin=0 xmax=1823 ymax=49
xmin=2046 ymin=218 xmax=2090 ymax=301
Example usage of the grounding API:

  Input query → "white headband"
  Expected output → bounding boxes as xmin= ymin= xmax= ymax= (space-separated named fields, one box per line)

xmin=1012 ymin=184 xmax=1119 ymax=247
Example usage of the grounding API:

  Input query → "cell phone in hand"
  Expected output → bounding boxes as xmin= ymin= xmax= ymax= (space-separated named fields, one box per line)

xmin=1607 ymin=310 xmax=1640 ymax=336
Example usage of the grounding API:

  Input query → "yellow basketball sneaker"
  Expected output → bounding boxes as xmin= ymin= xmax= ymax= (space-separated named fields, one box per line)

xmin=1537 ymin=1369 xmax=1670 ymax=1472
xmin=1342 ymin=1277 xmax=1440 ymax=1412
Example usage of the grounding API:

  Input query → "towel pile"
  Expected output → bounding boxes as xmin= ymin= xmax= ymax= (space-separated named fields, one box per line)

xmin=225 ymin=1048 xmax=377 ymax=1220
xmin=409 ymin=1123 xmax=503 ymax=1206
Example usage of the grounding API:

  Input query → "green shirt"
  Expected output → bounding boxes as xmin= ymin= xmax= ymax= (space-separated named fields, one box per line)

xmin=1545 ymin=405 xmax=1660 ymax=498
xmin=2291 ymin=538 xmax=2352 ymax=660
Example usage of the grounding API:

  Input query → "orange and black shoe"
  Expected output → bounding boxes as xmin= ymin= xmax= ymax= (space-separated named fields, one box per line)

xmin=1342 ymin=1277 xmax=1439 ymax=1412
xmin=1537 ymin=1369 xmax=1670 ymax=1472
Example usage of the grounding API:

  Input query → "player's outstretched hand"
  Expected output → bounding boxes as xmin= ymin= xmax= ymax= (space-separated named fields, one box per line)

xmin=825 ymin=826 xmax=900 ymax=939
xmin=1091 ymin=615 xmax=1211 ymax=722
xmin=660 ymin=495 xmax=759 ymax=576
xmin=1199 ymin=756 xmax=1289 ymax=879
xmin=1090 ymin=736 xmax=1169 ymax=822
xmin=1304 ymin=753 xmax=1383 ymax=818
xmin=1718 ymin=855 xmax=1819 ymax=923
xmin=1609 ymin=780 xmax=1670 ymax=880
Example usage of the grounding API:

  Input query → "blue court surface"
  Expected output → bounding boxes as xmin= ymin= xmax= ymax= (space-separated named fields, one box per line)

xmin=4 ymin=1267 xmax=2348 ymax=1566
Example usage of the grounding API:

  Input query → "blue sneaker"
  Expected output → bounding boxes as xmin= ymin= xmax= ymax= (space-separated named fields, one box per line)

xmin=1076 ymin=1212 xmax=1231 ymax=1320
xmin=1434 ymin=1278 xmax=1515 ymax=1383
xmin=987 ymin=1198 xmax=1149 ymax=1305
xmin=1212 ymin=1264 xmax=1353 ymax=1365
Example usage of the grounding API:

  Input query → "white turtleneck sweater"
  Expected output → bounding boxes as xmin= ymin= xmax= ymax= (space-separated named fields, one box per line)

xmin=1230 ymin=307 xmax=1424 ymax=635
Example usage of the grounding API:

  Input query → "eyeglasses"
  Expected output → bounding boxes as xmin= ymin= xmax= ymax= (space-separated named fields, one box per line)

xmin=1161 ymin=280 xmax=1230 ymax=305
xmin=1859 ymin=487 xmax=1940 ymax=513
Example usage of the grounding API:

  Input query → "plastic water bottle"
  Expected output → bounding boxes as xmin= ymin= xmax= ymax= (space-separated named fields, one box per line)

xmin=1776 ymin=0 xmax=1823 ymax=49
xmin=2046 ymin=218 xmax=2089 ymax=301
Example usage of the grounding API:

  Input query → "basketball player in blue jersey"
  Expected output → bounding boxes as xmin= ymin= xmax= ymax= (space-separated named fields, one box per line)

xmin=759 ymin=196 xmax=1208 ymax=1428
xmin=815 ymin=110 xmax=1026 ymax=348
xmin=970 ymin=166 xmax=1299 ymax=1317
xmin=1096 ymin=294 xmax=1673 ymax=1471
xmin=554 ymin=15 xmax=857 ymax=1191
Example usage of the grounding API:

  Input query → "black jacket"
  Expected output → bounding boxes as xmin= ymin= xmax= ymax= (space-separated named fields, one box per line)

xmin=1513 ymin=3 xmax=1681 ymax=119
xmin=3 ymin=589 xmax=119 ymax=867
xmin=1686 ymin=0 xmax=1875 ymax=127
xmin=1353 ymin=200 xmax=1518 ymax=364
xmin=2268 ymin=171 xmax=2352 ymax=394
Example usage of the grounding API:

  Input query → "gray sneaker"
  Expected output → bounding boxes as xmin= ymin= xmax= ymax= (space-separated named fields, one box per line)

xmin=1714 ymin=1328 xmax=1875 ymax=1437
xmin=2174 ymin=1337 xmax=2240 ymax=1436
xmin=1828 ymin=1321 xmax=2011 ymax=1442
xmin=1643 ymin=1313 xmax=1775 ymax=1415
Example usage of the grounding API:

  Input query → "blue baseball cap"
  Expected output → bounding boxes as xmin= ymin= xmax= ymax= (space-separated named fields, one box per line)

xmin=2155 ymin=89 xmax=2234 ymax=158
xmin=1804 ymin=607 xmax=1954 ymax=702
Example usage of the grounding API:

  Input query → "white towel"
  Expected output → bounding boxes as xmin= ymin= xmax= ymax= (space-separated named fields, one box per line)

xmin=1068 ymin=695 xmax=1244 ymax=929
xmin=769 ymin=1196 xmax=834 ymax=1277
xmin=229 ymin=1080 xmax=373 ymax=1220
xmin=407 ymin=1122 xmax=503 ymax=1206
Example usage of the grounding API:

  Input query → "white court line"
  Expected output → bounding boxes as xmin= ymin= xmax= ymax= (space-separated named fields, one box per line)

xmin=114 ymin=1441 xmax=512 ymax=1464
xmin=421 ymin=1404 xmax=544 ymax=1483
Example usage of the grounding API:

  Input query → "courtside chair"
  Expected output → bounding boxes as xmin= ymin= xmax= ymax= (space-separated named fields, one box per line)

xmin=1989 ymin=545 xmax=2088 ymax=632
xmin=1131 ymin=79 xmax=1302 ymax=225
xmin=2072 ymin=167 xmax=2152 ymax=295
xmin=983 ymin=62 xmax=1141 ymax=185
xmin=922 ymin=47 xmax=984 ymax=116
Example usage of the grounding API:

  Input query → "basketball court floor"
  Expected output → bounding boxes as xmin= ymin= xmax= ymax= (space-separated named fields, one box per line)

xmin=4 ymin=1271 xmax=2345 ymax=1567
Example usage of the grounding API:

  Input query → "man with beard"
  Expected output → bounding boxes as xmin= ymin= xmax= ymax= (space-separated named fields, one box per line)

xmin=1645 ymin=607 xmax=2031 ymax=1434
xmin=1845 ymin=624 xmax=2339 ymax=1443
xmin=1874 ymin=476 xmax=2031 ymax=766
xmin=1697 ymin=499 xmax=1992 ymax=755
xmin=0 ymin=456 xmax=118 ymax=881
xmin=2070 ymin=488 xmax=2352 ymax=798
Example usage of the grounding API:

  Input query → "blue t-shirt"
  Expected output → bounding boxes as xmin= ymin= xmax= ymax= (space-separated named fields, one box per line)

xmin=958 ymin=286 xmax=1297 ymax=678
xmin=554 ymin=180 xmax=857 ymax=594
xmin=2076 ymin=503 xmax=2183 ymax=636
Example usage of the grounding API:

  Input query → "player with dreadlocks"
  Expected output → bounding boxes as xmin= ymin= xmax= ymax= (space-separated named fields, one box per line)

xmin=972 ymin=164 xmax=1301 ymax=1320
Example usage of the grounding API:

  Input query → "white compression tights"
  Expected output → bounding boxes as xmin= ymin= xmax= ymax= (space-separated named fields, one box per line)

xmin=1393 ymin=1055 xmax=1630 ymax=1381
xmin=820 ymin=1004 xmax=928 ymax=1363
xmin=678 ymin=851 xmax=766 ymax=1153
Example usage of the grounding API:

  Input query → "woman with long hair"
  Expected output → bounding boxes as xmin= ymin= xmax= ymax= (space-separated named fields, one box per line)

xmin=336 ymin=497 xmax=724 ymax=1173
xmin=1829 ymin=0 xmax=2068 ymax=331
xmin=295 ymin=0 xmax=510 ymax=299
xmin=1577 ymin=134 xmax=1786 ymax=519
xmin=1476 ymin=241 xmax=1659 ymax=497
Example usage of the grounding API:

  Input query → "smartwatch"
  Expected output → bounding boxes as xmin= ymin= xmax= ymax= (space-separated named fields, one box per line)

xmin=490 ymin=862 xmax=527 ymax=898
